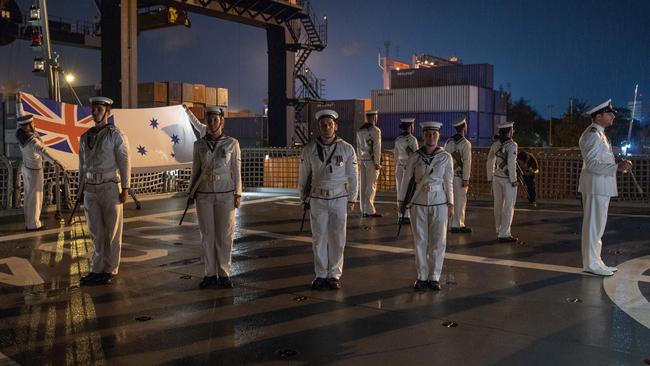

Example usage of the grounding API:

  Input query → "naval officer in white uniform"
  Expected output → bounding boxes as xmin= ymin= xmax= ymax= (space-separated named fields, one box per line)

xmin=16 ymin=114 xmax=60 ymax=231
xmin=444 ymin=116 xmax=472 ymax=233
xmin=78 ymin=97 xmax=131 ymax=286
xmin=188 ymin=106 xmax=242 ymax=289
xmin=486 ymin=121 xmax=519 ymax=243
xmin=579 ymin=99 xmax=631 ymax=276
xmin=393 ymin=118 xmax=418 ymax=224
xmin=356 ymin=110 xmax=382 ymax=217
xmin=299 ymin=109 xmax=359 ymax=290
xmin=399 ymin=121 xmax=453 ymax=291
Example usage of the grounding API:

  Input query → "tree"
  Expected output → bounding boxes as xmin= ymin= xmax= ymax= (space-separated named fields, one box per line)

xmin=507 ymin=97 xmax=546 ymax=147
xmin=551 ymin=99 xmax=591 ymax=147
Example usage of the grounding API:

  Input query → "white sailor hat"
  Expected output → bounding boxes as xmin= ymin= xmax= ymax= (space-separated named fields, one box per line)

xmin=452 ymin=116 xmax=467 ymax=127
xmin=399 ymin=118 xmax=415 ymax=124
xmin=206 ymin=106 xmax=225 ymax=116
xmin=89 ymin=96 xmax=114 ymax=106
xmin=497 ymin=121 xmax=515 ymax=129
xmin=315 ymin=109 xmax=338 ymax=120
xmin=17 ymin=114 xmax=34 ymax=125
xmin=365 ymin=110 xmax=378 ymax=115
xmin=421 ymin=121 xmax=443 ymax=130
xmin=586 ymin=99 xmax=617 ymax=116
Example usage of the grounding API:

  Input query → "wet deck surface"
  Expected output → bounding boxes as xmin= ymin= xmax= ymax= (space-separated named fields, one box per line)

xmin=1 ymin=192 xmax=649 ymax=365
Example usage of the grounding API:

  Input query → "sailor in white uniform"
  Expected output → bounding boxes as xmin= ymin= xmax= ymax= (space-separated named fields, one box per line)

xmin=393 ymin=118 xmax=418 ymax=224
xmin=444 ymin=116 xmax=472 ymax=233
xmin=78 ymin=97 xmax=131 ymax=286
xmin=299 ymin=109 xmax=359 ymax=290
xmin=16 ymin=114 xmax=60 ymax=231
xmin=399 ymin=121 xmax=453 ymax=291
xmin=356 ymin=110 xmax=382 ymax=217
xmin=486 ymin=121 xmax=519 ymax=243
xmin=578 ymin=99 xmax=631 ymax=276
xmin=188 ymin=106 xmax=242 ymax=289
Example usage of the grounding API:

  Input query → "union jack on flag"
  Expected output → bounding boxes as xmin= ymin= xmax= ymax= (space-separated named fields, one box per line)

xmin=18 ymin=92 xmax=113 ymax=155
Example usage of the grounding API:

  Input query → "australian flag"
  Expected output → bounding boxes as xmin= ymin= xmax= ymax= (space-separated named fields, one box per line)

xmin=18 ymin=92 xmax=196 ymax=173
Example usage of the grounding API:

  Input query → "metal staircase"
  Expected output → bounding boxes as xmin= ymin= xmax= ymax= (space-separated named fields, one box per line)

xmin=286 ymin=0 xmax=327 ymax=145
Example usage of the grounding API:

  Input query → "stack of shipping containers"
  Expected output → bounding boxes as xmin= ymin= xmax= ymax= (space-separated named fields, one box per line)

xmin=138 ymin=81 xmax=267 ymax=147
xmin=372 ymin=64 xmax=507 ymax=147
xmin=138 ymin=81 xmax=229 ymax=121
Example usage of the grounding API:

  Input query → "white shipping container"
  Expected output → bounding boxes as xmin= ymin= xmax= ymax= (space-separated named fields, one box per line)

xmin=371 ymin=85 xmax=479 ymax=113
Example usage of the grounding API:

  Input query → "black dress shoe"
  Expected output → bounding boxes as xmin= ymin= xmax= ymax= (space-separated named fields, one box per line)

xmin=497 ymin=236 xmax=518 ymax=243
xmin=459 ymin=227 xmax=472 ymax=233
xmin=25 ymin=225 xmax=47 ymax=232
xmin=311 ymin=277 xmax=328 ymax=290
xmin=80 ymin=272 xmax=101 ymax=285
xmin=100 ymin=273 xmax=115 ymax=285
xmin=450 ymin=227 xmax=461 ymax=233
xmin=219 ymin=276 xmax=234 ymax=288
xmin=413 ymin=279 xmax=429 ymax=291
xmin=327 ymin=277 xmax=341 ymax=290
xmin=363 ymin=213 xmax=382 ymax=218
xmin=427 ymin=280 xmax=441 ymax=291
xmin=199 ymin=276 xmax=218 ymax=289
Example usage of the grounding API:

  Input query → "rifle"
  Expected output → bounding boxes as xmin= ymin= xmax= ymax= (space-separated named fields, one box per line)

xmin=397 ymin=175 xmax=417 ymax=238
xmin=299 ymin=172 xmax=312 ymax=232
xmin=66 ymin=181 xmax=85 ymax=226
xmin=178 ymin=197 xmax=193 ymax=225
xmin=515 ymin=162 xmax=530 ymax=199
xmin=451 ymin=151 xmax=463 ymax=170
xmin=300 ymin=203 xmax=310 ymax=232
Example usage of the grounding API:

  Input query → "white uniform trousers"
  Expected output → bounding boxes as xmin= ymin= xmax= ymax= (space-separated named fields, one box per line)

xmin=581 ymin=194 xmax=610 ymax=271
xmin=409 ymin=204 xmax=448 ymax=281
xmin=395 ymin=163 xmax=409 ymax=219
xmin=450 ymin=176 xmax=468 ymax=228
xmin=196 ymin=192 xmax=235 ymax=277
xmin=359 ymin=160 xmax=379 ymax=215
xmin=310 ymin=196 xmax=348 ymax=279
xmin=492 ymin=178 xmax=517 ymax=238
xmin=22 ymin=166 xmax=44 ymax=230
xmin=84 ymin=183 xmax=123 ymax=274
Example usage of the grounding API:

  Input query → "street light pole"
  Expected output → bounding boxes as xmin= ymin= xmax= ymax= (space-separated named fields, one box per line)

xmin=626 ymin=84 xmax=639 ymax=147
xmin=38 ymin=0 xmax=57 ymax=101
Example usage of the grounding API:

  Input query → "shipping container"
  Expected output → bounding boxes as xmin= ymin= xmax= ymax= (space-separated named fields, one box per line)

xmin=478 ymin=88 xmax=494 ymax=113
xmin=217 ymin=88 xmax=228 ymax=106
xmin=371 ymin=85 xmax=479 ymax=113
xmin=390 ymin=64 xmax=494 ymax=89
xmin=138 ymin=82 xmax=168 ymax=104
xmin=182 ymin=83 xmax=194 ymax=103
xmin=168 ymin=82 xmax=182 ymax=104
xmin=193 ymin=84 xmax=206 ymax=104
xmin=205 ymin=87 xmax=217 ymax=106
xmin=305 ymin=99 xmax=366 ymax=145
xmin=479 ymin=113 xmax=495 ymax=141
xmin=224 ymin=117 xmax=268 ymax=147
xmin=189 ymin=106 xmax=204 ymax=120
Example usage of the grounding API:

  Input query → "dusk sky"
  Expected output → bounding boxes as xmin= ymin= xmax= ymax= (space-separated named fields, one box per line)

xmin=1 ymin=0 xmax=649 ymax=118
